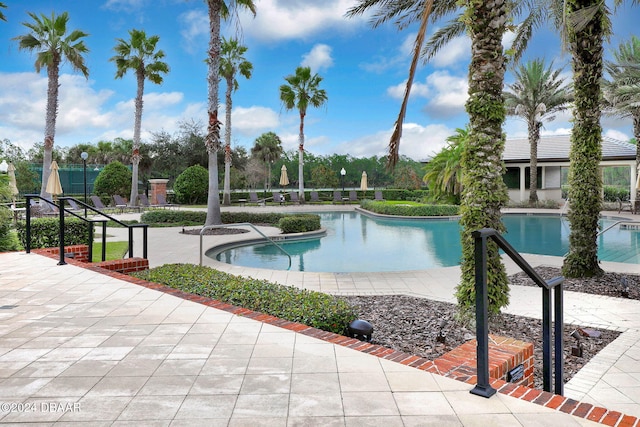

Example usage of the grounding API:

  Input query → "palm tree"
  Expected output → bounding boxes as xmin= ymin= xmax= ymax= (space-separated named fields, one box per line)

xmin=110 ymin=29 xmax=169 ymax=207
xmin=204 ymin=0 xmax=256 ymax=226
xmin=348 ymin=0 xmax=510 ymax=315
xmin=603 ymin=36 xmax=640 ymax=213
xmin=220 ymin=36 xmax=252 ymax=206
xmin=423 ymin=126 xmax=467 ymax=202
xmin=14 ymin=11 xmax=89 ymax=199
xmin=0 ymin=2 xmax=7 ymax=21
xmin=251 ymin=132 xmax=284 ymax=191
xmin=504 ymin=59 xmax=573 ymax=204
xmin=279 ymin=66 xmax=328 ymax=202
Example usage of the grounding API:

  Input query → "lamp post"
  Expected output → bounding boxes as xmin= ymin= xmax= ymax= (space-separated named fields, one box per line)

xmin=81 ymin=152 xmax=88 ymax=217
xmin=340 ymin=167 xmax=346 ymax=192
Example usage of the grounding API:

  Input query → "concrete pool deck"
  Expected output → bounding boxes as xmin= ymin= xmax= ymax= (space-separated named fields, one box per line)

xmin=1 ymin=204 xmax=639 ymax=425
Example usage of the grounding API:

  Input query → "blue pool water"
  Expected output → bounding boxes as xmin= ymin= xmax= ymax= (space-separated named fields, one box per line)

xmin=211 ymin=212 xmax=640 ymax=272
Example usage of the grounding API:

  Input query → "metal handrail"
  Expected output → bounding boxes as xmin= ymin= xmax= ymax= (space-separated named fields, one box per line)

xmin=25 ymin=195 xmax=148 ymax=265
xmin=562 ymin=219 xmax=640 ymax=257
xmin=199 ymin=223 xmax=292 ymax=270
xmin=471 ymin=228 xmax=564 ymax=398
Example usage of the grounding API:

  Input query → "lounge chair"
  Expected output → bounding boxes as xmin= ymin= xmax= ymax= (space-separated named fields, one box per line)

xmin=66 ymin=199 xmax=83 ymax=213
xmin=91 ymin=195 xmax=115 ymax=213
xmin=138 ymin=194 xmax=158 ymax=210
xmin=349 ymin=190 xmax=358 ymax=202
xmin=112 ymin=194 xmax=129 ymax=213
xmin=272 ymin=191 xmax=285 ymax=205
xmin=310 ymin=191 xmax=321 ymax=203
xmin=289 ymin=191 xmax=300 ymax=204
xmin=248 ymin=192 xmax=265 ymax=206
xmin=333 ymin=191 xmax=343 ymax=203
xmin=374 ymin=190 xmax=385 ymax=201
xmin=156 ymin=193 xmax=175 ymax=209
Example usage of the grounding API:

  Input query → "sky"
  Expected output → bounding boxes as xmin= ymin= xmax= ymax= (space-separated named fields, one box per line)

xmin=0 ymin=0 xmax=638 ymax=162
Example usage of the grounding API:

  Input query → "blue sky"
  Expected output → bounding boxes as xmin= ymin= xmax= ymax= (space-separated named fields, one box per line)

xmin=0 ymin=0 xmax=637 ymax=161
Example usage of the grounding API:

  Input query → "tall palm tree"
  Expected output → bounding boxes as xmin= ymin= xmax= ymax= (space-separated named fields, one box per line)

xmin=220 ymin=36 xmax=252 ymax=206
xmin=423 ymin=126 xmax=467 ymax=202
xmin=504 ymin=59 xmax=573 ymax=204
xmin=0 ymin=2 xmax=7 ymax=21
xmin=603 ymin=35 xmax=640 ymax=213
xmin=251 ymin=132 xmax=284 ymax=190
xmin=279 ymin=66 xmax=328 ymax=203
xmin=204 ymin=0 xmax=256 ymax=226
xmin=348 ymin=0 xmax=510 ymax=315
xmin=110 ymin=29 xmax=169 ymax=207
xmin=14 ymin=11 xmax=89 ymax=199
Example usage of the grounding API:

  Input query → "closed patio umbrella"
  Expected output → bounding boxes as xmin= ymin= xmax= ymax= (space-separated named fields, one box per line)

xmin=45 ymin=160 xmax=63 ymax=199
xmin=360 ymin=171 xmax=368 ymax=192
xmin=7 ymin=163 xmax=19 ymax=202
xmin=279 ymin=165 xmax=289 ymax=187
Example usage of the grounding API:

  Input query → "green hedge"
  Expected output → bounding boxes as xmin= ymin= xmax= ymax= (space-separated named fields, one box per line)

xmin=140 ymin=210 xmax=321 ymax=233
xmin=360 ymin=199 xmax=459 ymax=216
xmin=132 ymin=264 xmax=357 ymax=334
xmin=16 ymin=217 xmax=90 ymax=249
xmin=278 ymin=214 xmax=321 ymax=233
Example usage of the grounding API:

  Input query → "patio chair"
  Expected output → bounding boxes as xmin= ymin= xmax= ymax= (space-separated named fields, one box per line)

xmin=112 ymin=194 xmax=130 ymax=213
xmin=374 ymin=190 xmax=385 ymax=201
xmin=156 ymin=193 xmax=175 ymax=209
xmin=90 ymin=195 xmax=115 ymax=213
xmin=66 ymin=199 xmax=83 ymax=213
xmin=272 ymin=191 xmax=285 ymax=205
xmin=333 ymin=191 xmax=343 ymax=203
xmin=248 ymin=192 xmax=265 ymax=206
xmin=138 ymin=194 xmax=158 ymax=210
xmin=349 ymin=190 xmax=358 ymax=202
xmin=310 ymin=191 xmax=321 ymax=203
xmin=289 ymin=191 xmax=300 ymax=204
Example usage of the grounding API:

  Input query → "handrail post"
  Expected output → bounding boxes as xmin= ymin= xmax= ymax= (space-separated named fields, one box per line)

xmin=470 ymin=230 xmax=496 ymax=398
xmin=101 ymin=222 xmax=106 ymax=262
xmin=58 ymin=199 xmax=66 ymax=265
xmin=542 ymin=288 xmax=552 ymax=391
xmin=25 ymin=195 xmax=32 ymax=254
xmin=554 ymin=284 xmax=564 ymax=395
xmin=128 ymin=227 xmax=134 ymax=258
xmin=143 ymin=225 xmax=148 ymax=259
xmin=88 ymin=222 xmax=94 ymax=262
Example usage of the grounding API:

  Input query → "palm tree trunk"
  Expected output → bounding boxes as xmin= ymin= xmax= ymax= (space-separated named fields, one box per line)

xmin=562 ymin=0 xmax=604 ymax=278
xmin=529 ymin=120 xmax=540 ymax=204
xmin=40 ymin=62 xmax=60 ymax=199
xmin=130 ymin=69 xmax=144 ymax=207
xmin=223 ymin=76 xmax=233 ymax=206
xmin=205 ymin=0 xmax=223 ymax=226
xmin=298 ymin=112 xmax=306 ymax=202
xmin=456 ymin=0 xmax=510 ymax=315
xmin=633 ymin=112 xmax=640 ymax=213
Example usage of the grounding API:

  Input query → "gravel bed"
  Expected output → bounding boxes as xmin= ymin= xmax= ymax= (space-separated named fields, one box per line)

xmin=341 ymin=268 xmax=638 ymax=389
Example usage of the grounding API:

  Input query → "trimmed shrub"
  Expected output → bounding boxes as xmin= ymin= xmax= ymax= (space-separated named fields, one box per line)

xmin=278 ymin=214 xmax=321 ymax=233
xmin=93 ymin=161 xmax=132 ymax=198
xmin=0 ymin=206 xmax=20 ymax=251
xmin=174 ymin=165 xmax=208 ymax=204
xmin=132 ymin=264 xmax=357 ymax=334
xmin=603 ymin=186 xmax=630 ymax=202
xmin=141 ymin=210 xmax=206 ymax=225
xmin=16 ymin=217 xmax=90 ymax=249
xmin=360 ymin=199 xmax=459 ymax=216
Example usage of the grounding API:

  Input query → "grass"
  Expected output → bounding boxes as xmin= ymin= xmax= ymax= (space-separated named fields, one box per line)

xmin=92 ymin=241 xmax=129 ymax=262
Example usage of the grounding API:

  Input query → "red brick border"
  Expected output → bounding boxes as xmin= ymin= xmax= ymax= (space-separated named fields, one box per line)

xmin=32 ymin=252 xmax=640 ymax=427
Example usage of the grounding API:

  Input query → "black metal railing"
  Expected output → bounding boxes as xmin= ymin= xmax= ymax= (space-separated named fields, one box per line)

xmin=24 ymin=195 xmax=148 ymax=266
xmin=471 ymin=228 xmax=564 ymax=398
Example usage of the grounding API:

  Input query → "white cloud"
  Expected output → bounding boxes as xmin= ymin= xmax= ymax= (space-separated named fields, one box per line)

xmin=231 ymin=106 xmax=280 ymax=136
xmin=604 ymin=129 xmax=632 ymax=142
xmin=103 ymin=0 xmax=148 ymax=12
xmin=237 ymin=0 xmax=364 ymax=42
xmin=430 ymin=36 xmax=470 ymax=68
xmin=301 ymin=44 xmax=334 ymax=72
xmin=422 ymin=71 xmax=468 ymax=117
xmin=178 ymin=10 xmax=209 ymax=54
xmin=386 ymin=80 xmax=430 ymax=100
xmin=335 ymin=122 xmax=453 ymax=160
xmin=360 ymin=33 xmax=417 ymax=74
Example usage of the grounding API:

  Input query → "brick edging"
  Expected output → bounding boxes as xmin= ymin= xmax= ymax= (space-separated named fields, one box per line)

xmin=39 ymin=253 xmax=639 ymax=427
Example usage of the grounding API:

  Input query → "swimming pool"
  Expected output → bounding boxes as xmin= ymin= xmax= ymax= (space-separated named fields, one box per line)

xmin=210 ymin=212 xmax=640 ymax=272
